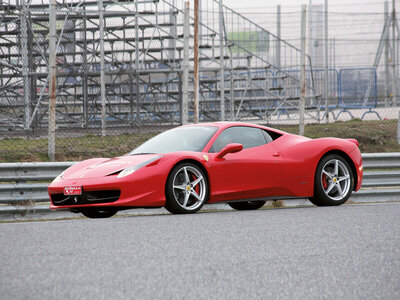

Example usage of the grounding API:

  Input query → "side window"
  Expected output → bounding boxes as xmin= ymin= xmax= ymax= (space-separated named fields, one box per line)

xmin=262 ymin=130 xmax=273 ymax=143
xmin=210 ymin=126 xmax=267 ymax=153
xmin=264 ymin=129 xmax=282 ymax=141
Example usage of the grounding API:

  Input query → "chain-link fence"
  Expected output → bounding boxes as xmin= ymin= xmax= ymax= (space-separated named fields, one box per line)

xmin=0 ymin=0 xmax=399 ymax=162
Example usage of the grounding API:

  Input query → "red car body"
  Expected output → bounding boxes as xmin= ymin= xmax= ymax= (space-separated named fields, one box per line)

xmin=48 ymin=122 xmax=363 ymax=211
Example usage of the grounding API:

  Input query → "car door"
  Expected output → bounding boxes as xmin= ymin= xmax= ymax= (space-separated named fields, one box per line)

xmin=208 ymin=126 xmax=284 ymax=203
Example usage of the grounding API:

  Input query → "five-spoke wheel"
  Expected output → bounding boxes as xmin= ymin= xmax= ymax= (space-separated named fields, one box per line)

xmin=309 ymin=154 xmax=354 ymax=206
xmin=165 ymin=163 xmax=209 ymax=214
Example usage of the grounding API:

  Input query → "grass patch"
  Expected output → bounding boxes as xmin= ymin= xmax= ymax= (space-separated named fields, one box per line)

xmin=0 ymin=131 xmax=159 ymax=162
xmin=0 ymin=119 xmax=399 ymax=162
xmin=274 ymin=119 xmax=400 ymax=153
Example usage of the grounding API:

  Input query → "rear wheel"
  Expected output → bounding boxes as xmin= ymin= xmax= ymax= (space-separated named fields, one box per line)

xmin=81 ymin=209 xmax=117 ymax=219
xmin=228 ymin=200 xmax=266 ymax=211
xmin=309 ymin=154 xmax=354 ymax=206
xmin=165 ymin=163 xmax=209 ymax=214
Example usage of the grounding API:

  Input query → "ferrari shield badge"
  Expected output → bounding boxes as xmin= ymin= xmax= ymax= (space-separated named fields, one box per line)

xmin=203 ymin=155 xmax=209 ymax=162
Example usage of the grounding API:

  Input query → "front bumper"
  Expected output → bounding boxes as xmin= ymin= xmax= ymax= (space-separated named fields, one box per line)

xmin=48 ymin=172 xmax=166 ymax=210
xmin=50 ymin=190 xmax=121 ymax=206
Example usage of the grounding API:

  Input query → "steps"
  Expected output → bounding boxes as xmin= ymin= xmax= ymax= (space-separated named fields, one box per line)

xmin=0 ymin=0 xmax=316 ymax=130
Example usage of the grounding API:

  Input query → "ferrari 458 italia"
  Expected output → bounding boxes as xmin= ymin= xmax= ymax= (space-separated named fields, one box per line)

xmin=48 ymin=122 xmax=363 ymax=218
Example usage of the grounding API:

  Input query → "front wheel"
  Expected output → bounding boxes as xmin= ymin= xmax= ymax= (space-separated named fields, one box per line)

xmin=81 ymin=209 xmax=117 ymax=219
xmin=309 ymin=154 xmax=354 ymax=206
xmin=165 ymin=163 xmax=209 ymax=214
xmin=227 ymin=200 xmax=266 ymax=211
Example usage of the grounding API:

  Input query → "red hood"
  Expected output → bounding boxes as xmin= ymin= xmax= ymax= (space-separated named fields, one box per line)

xmin=63 ymin=154 xmax=161 ymax=179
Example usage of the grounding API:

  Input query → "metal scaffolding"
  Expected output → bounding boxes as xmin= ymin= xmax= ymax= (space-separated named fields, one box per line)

xmin=0 ymin=0 xmax=317 ymax=137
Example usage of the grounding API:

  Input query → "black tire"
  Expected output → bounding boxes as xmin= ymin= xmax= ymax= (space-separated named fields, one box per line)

xmin=227 ymin=200 xmax=266 ymax=211
xmin=81 ymin=209 xmax=117 ymax=219
xmin=165 ymin=162 xmax=209 ymax=214
xmin=309 ymin=154 xmax=354 ymax=206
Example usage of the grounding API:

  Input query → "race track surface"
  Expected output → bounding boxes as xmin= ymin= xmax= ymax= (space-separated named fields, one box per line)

xmin=1 ymin=203 xmax=399 ymax=299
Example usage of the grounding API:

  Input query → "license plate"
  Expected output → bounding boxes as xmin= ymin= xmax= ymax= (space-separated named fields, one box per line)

xmin=64 ymin=186 xmax=82 ymax=195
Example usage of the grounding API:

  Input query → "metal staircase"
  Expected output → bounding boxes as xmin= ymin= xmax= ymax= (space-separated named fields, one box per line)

xmin=0 ymin=0 xmax=317 ymax=135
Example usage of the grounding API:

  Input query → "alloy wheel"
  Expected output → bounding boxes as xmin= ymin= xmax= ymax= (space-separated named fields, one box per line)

xmin=321 ymin=159 xmax=351 ymax=201
xmin=172 ymin=165 xmax=206 ymax=211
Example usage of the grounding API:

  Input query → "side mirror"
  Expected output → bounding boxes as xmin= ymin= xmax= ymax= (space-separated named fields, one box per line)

xmin=216 ymin=143 xmax=243 ymax=159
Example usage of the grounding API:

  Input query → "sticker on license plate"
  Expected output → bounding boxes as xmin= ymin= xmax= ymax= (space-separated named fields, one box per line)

xmin=64 ymin=186 xmax=82 ymax=195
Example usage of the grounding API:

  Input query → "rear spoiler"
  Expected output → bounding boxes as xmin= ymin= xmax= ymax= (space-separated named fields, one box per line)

xmin=346 ymin=139 xmax=359 ymax=147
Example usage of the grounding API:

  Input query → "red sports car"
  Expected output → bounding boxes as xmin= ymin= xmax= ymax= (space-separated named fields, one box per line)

xmin=48 ymin=122 xmax=363 ymax=218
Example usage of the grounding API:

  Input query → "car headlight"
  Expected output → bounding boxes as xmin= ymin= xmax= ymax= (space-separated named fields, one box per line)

xmin=117 ymin=155 xmax=162 ymax=178
xmin=53 ymin=171 xmax=65 ymax=183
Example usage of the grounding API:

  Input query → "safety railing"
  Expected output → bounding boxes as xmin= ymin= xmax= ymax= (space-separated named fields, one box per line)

xmin=0 ymin=153 xmax=399 ymax=210
xmin=338 ymin=68 xmax=380 ymax=120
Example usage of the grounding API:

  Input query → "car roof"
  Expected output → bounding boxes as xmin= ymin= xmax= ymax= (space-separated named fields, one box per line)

xmin=182 ymin=121 xmax=287 ymax=135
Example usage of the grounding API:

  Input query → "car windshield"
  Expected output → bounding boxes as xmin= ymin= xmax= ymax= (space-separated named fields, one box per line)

xmin=129 ymin=126 xmax=218 ymax=155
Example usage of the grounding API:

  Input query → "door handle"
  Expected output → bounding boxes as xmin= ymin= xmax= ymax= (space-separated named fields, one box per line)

xmin=272 ymin=152 xmax=280 ymax=157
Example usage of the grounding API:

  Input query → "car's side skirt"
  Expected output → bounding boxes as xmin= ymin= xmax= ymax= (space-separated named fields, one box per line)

xmin=223 ymin=196 xmax=307 ymax=203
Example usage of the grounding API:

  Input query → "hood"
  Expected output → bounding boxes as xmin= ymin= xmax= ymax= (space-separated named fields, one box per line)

xmin=63 ymin=154 xmax=161 ymax=179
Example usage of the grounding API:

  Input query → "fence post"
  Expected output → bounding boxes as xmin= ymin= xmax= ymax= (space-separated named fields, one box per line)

xmin=391 ymin=0 xmax=399 ymax=107
xmin=182 ymin=2 xmax=189 ymax=125
xmin=82 ymin=8 xmax=89 ymax=128
xmin=193 ymin=0 xmax=199 ymax=123
xmin=324 ymin=0 xmax=329 ymax=123
xmin=99 ymin=0 xmax=106 ymax=136
xmin=276 ymin=5 xmax=281 ymax=69
xmin=308 ymin=1 xmax=312 ymax=64
xmin=21 ymin=0 xmax=31 ymax=131
xmin=384 ymin=1 xmax=390 ymax=107
xmin=168 ymin=2 xmax=177 ymax=62
xmin=299 ymin=5 xmax=307 ymax=136
xmin=398 ymin=112 xmax=400 ymax=144
xmin=219 ymin=0 xmax=225 ymax=121
xmin=229 ymin=56 xmax=234 ymax=121
xmin=135 ymin=0 xmax=141 ymax=125
xmin=48 ymin=0 xmax=57 ymax=161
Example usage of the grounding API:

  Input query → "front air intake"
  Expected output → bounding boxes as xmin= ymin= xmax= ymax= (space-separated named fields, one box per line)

xmin=51 ymin=190 xmax=121 ymax=206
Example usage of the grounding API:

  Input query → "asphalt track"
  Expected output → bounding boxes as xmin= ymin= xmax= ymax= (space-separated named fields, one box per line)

xmin=1 ymin=203 xmax=399 ymax=300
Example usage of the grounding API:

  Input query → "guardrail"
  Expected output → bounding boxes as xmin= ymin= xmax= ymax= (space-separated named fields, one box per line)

xmin=0 ymin=162 xmax=75 ymax=182
xmin=0 ymin=162 xmax=75 ymax=205
xmin=0 ymin=153 xmax=399 ymax=213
